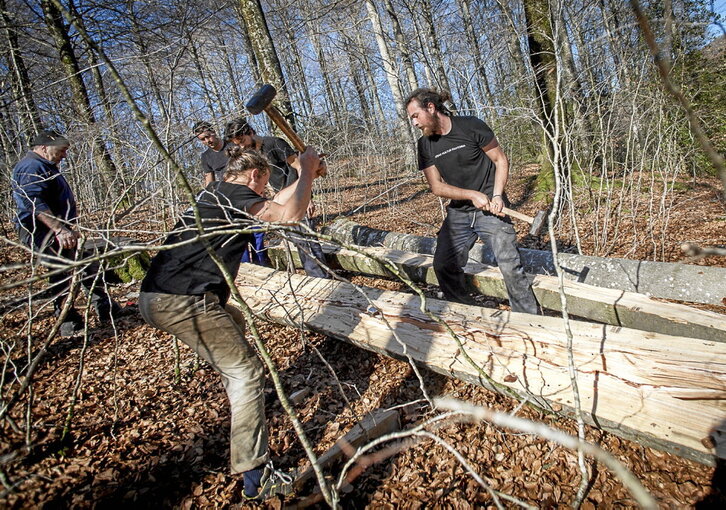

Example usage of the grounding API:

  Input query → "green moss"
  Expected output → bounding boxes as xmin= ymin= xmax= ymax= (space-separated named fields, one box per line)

xmin=106 ymin=252 xmax=150 ymax=283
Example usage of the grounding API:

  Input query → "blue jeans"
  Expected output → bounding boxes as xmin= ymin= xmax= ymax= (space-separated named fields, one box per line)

xmin=290 ymin=217 xmax=330 ymax=279
xmin=434 ymin=207 xmax=539 ymax=314
xmin=241 ymin=230 xmax=269 ymax=266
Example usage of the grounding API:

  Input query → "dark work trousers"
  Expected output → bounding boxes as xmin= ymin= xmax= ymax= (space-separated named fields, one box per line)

xmin=19 ymin=228 xmax=113 ymax=313
xmin=289 ymin=217 xmax=330 ymax=279
xmin=433 ymin=207 xmax=539 ymax=314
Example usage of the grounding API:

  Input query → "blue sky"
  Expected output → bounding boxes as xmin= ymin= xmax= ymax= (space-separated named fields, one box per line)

xmin=708 ymin=0 xmax=726 ymax=36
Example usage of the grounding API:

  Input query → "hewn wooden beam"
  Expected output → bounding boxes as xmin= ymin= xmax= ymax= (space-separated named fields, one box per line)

xmin=293 ymin=408 xmax=400 ymax=491
xmin=235 ymin=264 xmax=726 ymax=465
xmin=268 ymin=244 xmax=726 ymax=343
xmin=323 ymin=219 xmax=726 ymax=306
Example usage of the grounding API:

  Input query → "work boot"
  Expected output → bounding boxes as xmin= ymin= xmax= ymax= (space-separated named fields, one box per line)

xmin=243 ymin=461 xmax=294 ymax=501
xmin=94 ymin=299 xmax=129 ymax=324
xmin=55 ymin=307 xmax=84 ymax=338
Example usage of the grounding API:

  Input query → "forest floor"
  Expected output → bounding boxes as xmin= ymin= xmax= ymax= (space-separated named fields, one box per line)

xmin=1 ymin=164 xmax=725 ymax=509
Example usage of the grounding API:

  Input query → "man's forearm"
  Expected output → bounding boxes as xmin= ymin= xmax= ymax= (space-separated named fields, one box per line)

xmin=37 ymin=211 xmax=67 ymax=233
xmin=492 ymin=161 xmax=508 ymax=197
xmin=429 ymin=181 xmax=477 ymax=202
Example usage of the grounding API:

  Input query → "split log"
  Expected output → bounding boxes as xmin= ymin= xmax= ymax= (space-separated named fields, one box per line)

xmin=235 ymin=264 xmax=726 ymax=465
xmin=324 ymin=219 xmax=726 ymax=306
xmin=293 ymin=408 xmax=400 ymax=491
xmin=267 ymin=245 xmax=726 ymax=343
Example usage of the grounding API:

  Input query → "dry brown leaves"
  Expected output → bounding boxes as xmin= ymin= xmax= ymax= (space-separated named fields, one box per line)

xmin=1 ymin=167 xmax=724 ymax=508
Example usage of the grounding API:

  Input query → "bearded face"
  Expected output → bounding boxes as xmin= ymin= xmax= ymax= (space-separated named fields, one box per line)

xmin=407 ymin=101 xmax=442 ymax=137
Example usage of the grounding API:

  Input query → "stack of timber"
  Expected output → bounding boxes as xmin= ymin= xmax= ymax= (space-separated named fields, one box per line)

xmin=324 ymin=219 xmax=726 ymax=305
xmin=235 ymin=264 xmax=726 ymax=465
xmin=268 ymin=244 xmax=726 ymax=343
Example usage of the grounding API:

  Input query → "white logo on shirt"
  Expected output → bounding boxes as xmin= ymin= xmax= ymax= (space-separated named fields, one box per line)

xmin=434 ymin=144 xmax=466 ymax=159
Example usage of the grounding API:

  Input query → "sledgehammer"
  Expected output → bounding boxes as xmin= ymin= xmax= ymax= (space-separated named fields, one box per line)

xmin=245 ymin=84 xmax=327 ymax=176
xmin=501 ymin=206 xmax=547 ymax=236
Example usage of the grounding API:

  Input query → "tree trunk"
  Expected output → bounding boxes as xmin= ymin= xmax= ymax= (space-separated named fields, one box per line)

xmin=268 ymin=243 xmax=726 ymax=342
xmin=419 ymin=0 xmax=453 ymax=98
xmin=456 ymin=0 xmax=494 ymax=106
xmin=364 ymin=0 xmax=415 ymax=151
xmin=522 ymin=0 xmax=570 ymax=188
xmin=0 ymin=0 xmax=43 ymax=141
xmin=235 ymin=265 xmax=726 ymax=466
xmin=236 ymin=0 xmax=296 ymax=130
xmin=41 ymin=0 xmax=119 ymax=191
xmin=382 ymin=0 xmax=418 ymax=93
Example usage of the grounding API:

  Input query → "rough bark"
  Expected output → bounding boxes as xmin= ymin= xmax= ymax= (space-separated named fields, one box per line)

xmin=382 ymin=0 xmax=418 ymax=92
xmin=236 ymin=0 xmax=296 ymax=130
xmin=323 ymin=219 xmax=726 ymax=305
xmin=1 ymin=0 xmax=43 ymax=140
xmin=41 ymin=0 xmax=119 ymax=190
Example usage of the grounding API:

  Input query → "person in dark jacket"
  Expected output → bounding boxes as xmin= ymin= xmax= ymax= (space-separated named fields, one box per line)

xmin=11 ymin=130 xmax=123 ymax=337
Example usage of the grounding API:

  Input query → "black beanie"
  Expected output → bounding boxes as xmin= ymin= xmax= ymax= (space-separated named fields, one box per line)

xmin=30 ymin=130 xmax=70 ymax=147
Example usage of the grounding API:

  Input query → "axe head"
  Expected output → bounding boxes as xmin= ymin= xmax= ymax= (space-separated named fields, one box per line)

xmin=246 ymin=84 xmax=277 ymax=115
xmin=530 ymin=210 xmax=547 ymax=236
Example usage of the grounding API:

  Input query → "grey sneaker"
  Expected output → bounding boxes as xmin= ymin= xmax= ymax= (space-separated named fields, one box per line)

xmin=243 ymin=460 xmax=294 ymax=501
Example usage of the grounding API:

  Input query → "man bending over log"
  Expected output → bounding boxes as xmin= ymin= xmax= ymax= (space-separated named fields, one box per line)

xmin=224 ymin=118 xmax=330 ymax=279
xmin=139 ymin=145 xmax=323 ymax=500
xmin=405 ymin=89 xmax=539 ymax=314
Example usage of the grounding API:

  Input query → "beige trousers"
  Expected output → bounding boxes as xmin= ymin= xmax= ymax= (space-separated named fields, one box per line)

xmin=139 ymin=291 xmax=268 ymax=473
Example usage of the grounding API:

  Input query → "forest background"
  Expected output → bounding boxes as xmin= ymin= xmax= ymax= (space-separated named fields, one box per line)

xmin=1 ymin=0 xmax=725 ymax=507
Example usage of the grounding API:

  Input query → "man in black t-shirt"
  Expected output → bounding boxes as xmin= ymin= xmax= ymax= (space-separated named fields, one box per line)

xmin=405 ymin=88 xmax=538 ymax=314
xmin=193 ymin=121 xmax=231 ymax=185
xmin=193 ymin=121 xmax=268 ymax=265
xmin=140 ymin=146 xmax=323 ymax=499
xmin=225 ymin=118 xmax=330 ymax=279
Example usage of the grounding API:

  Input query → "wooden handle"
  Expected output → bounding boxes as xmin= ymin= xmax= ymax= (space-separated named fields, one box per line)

xmin=501 ymin=206 xmax=533 ymax=225
xmin=264 ymin=106 xmax=306 ymax=152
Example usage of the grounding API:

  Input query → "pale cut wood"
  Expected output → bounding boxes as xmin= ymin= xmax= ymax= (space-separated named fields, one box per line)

xmin=293 ymin=408 xmax=400 ymax=491
xmin=268 ymin=244 xmax=726 ymax=343
xmin=235 ymin=264 xmax=726 ymax=466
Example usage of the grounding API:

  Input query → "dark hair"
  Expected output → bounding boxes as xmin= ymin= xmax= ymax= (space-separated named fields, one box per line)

xmin=224 ymin=145 xmax=269 ymax=180
xmin=404 ymin=88 xmax=452 ymax=115
xmin=192 ymin=121 xmax=213 ymax=136
xmin=31 ymin=129 xmax=69 ymax=147
xmin=224 ymin=118 xmax=254 ymax=141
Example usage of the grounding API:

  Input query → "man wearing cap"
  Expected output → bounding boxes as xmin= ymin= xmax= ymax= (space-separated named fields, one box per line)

xmin=11 ymin=130 xmax=123 ymax=336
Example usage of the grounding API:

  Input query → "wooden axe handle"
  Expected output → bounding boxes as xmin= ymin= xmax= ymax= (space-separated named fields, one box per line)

xmin=501 ymin=206 xmax=533 ymax=224
xmin=264 ymin=105 xmax=306 ymax=152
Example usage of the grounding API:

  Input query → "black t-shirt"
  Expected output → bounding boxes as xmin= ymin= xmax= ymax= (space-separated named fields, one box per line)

xmin=417 ymin=116 xmax=498 ymax=211
xmin=141 ymin=182 xmax=266 ymax=303
xmin=201 ymin=141 xmax=232 ymax=182
xmin=260 ymin=136 xmax=299 ymax=192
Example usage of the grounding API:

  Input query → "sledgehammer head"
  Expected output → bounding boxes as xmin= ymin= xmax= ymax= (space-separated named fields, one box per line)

xmin=530 ymin=210 xmax=547 ymax=236
xmin=246 ymin=84 xmax=277 ymax=115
